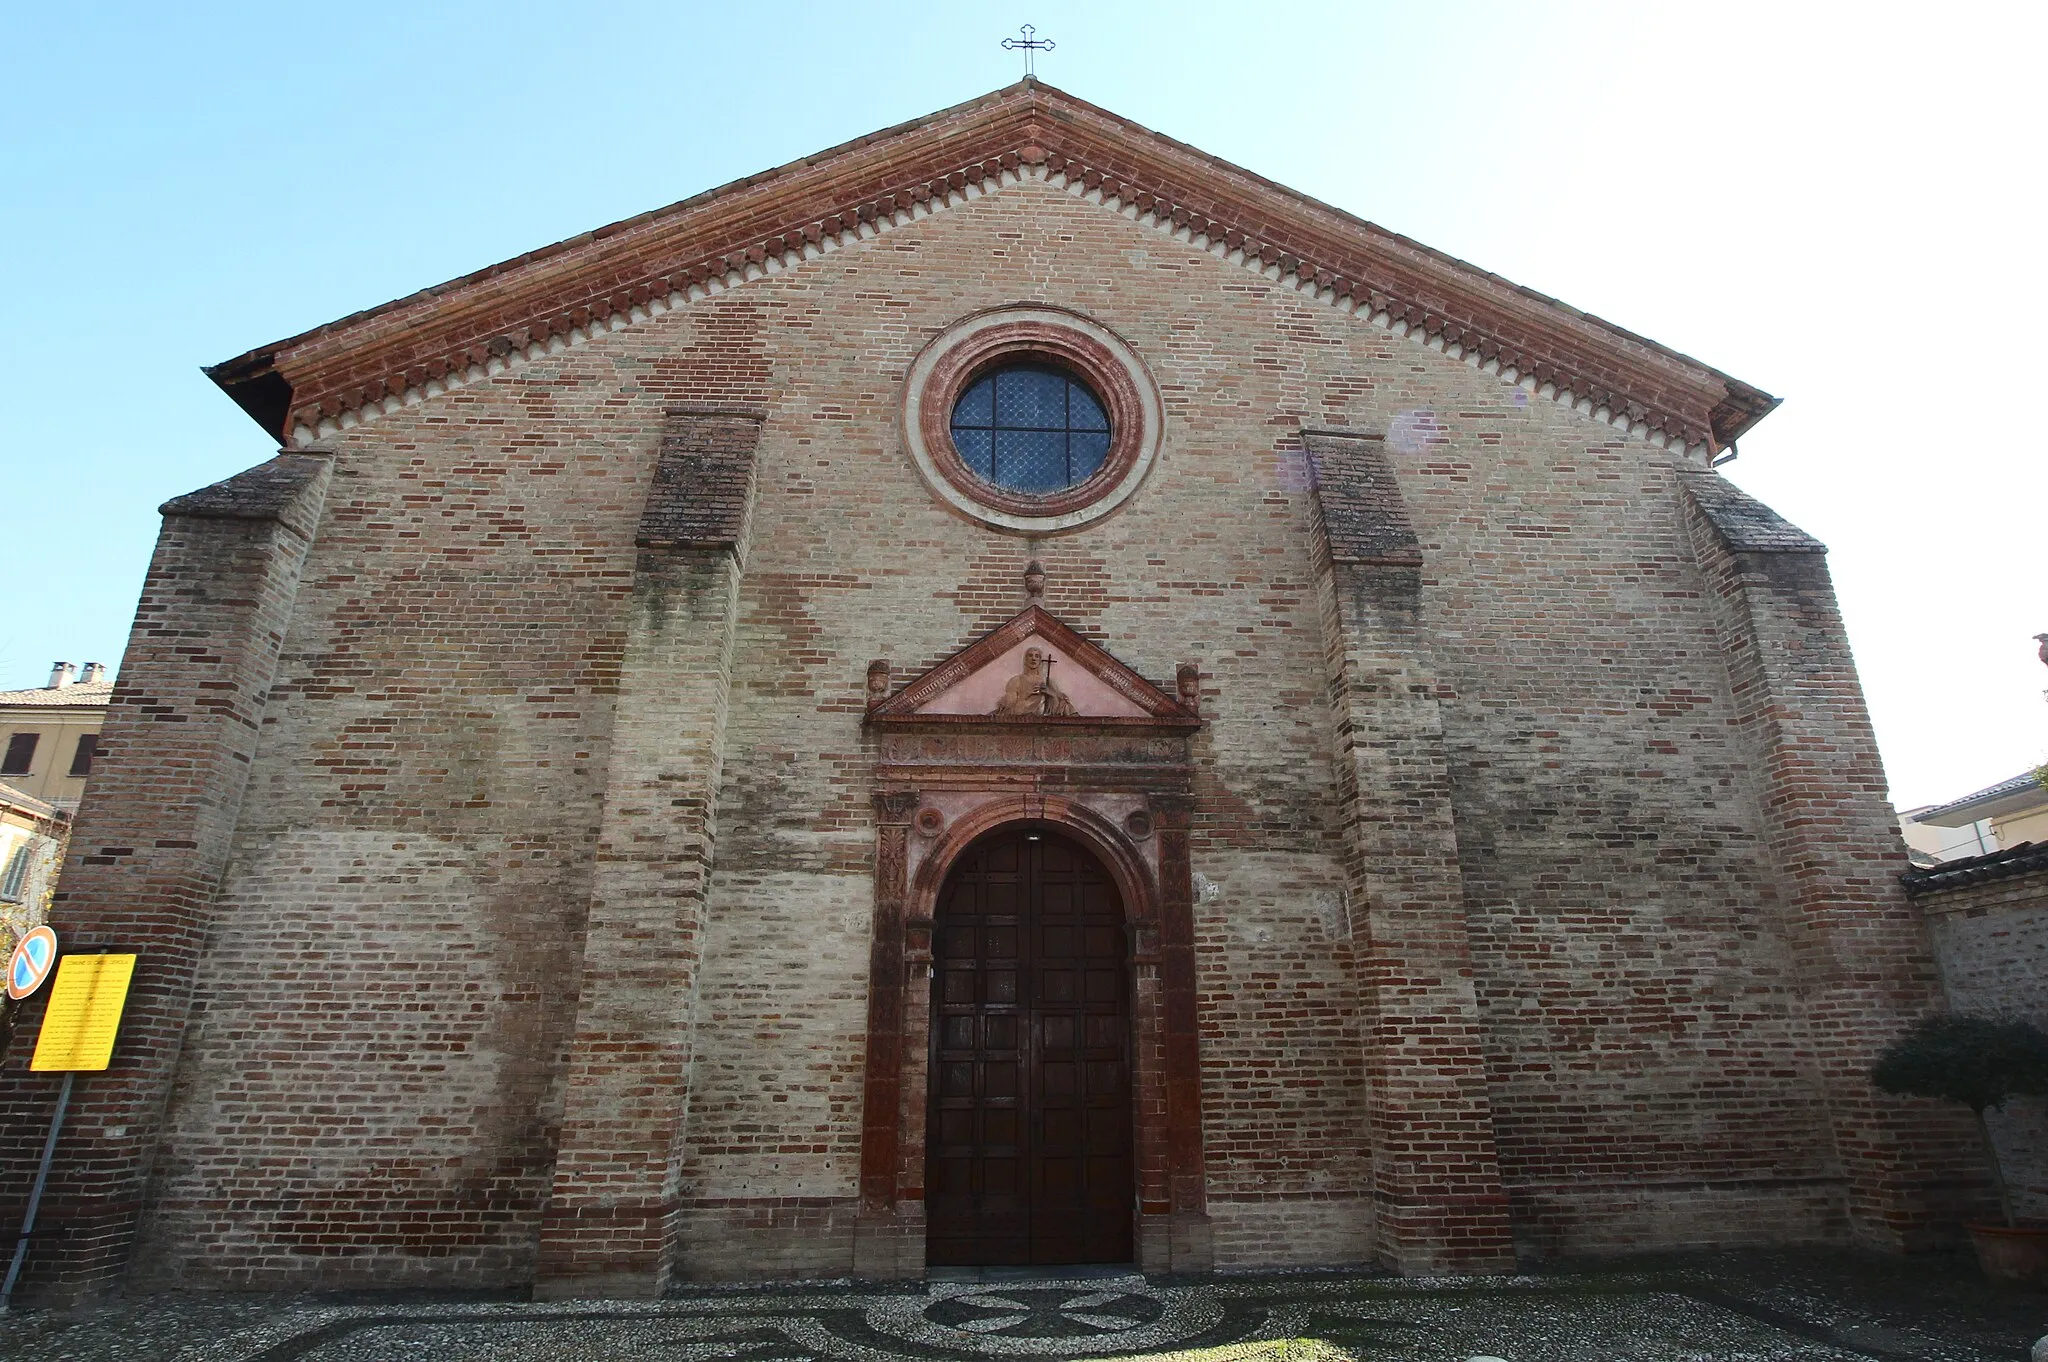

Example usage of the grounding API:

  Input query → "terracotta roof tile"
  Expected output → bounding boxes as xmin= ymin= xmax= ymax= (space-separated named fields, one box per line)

xmin=1901 ymin=839 xmax=2048 ymax=895
xmin=0 ymin=681 xmax=113 ymax=709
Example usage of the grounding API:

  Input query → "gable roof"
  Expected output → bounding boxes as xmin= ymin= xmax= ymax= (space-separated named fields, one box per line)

xmin=208 ymin=80 xmax=1776 ymax=454
xmin=0 ymin=680 xmax=113 ymax=710
xmin=1909 ymin=770 xmax=2048 ymax=827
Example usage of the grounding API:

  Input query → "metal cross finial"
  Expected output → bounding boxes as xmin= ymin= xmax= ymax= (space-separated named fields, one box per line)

xmin=1002 ymin=24 xmax=1055 ymax=79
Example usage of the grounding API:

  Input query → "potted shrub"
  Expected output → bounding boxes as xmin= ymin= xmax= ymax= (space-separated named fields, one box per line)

xmin=1872 ymin=1012 xmax=2048 ymax=1285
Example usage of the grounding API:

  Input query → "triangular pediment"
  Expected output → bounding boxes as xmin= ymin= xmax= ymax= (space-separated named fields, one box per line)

xmin=209 ymin=81 xmax=1773 ymax=454
xmin=869 ymin=605 xmax=1196 ymax=726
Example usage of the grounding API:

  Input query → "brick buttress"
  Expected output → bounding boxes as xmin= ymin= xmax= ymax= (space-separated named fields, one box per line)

xmin=1303 ymin=430 xmax=1516 ymax=1273
xmin=0 ymin=453 xmax=333 ymax=1303
xmin=1678 ymin=472 xmax=1990 ymax=1246
xmin=532 ymin=409 xmax=763 ymax=1298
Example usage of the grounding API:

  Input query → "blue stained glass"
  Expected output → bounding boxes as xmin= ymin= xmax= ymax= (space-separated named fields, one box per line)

xmin=953 ymin=427 xmax=994 ymax=480
xmin=1070 ymin=430 xmax=1111 ymax=480
xmin=953 ymin=374 xmax=995 ymax=427
xmin=995 ymin=430 xmax=1068 ymax=492
xmin=1068 ymin=385 xmax=1109 ymax=432
xmin=995 ymin=367 xmax=1069 ymax=428
xmin=949 ymin=362 xmax=1114 ymax=495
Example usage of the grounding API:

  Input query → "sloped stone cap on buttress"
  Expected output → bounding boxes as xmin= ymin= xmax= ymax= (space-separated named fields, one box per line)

xmin=1301 ymin=430 xmax=1423 ymax=567
xmin=159 ymin=452 xmax=332 ymax=539
xmin=204 ymin=80 xmax=1778 ymax=457
xmin=1680 ymin=470 xmax=1827 ymax=554
xmin=634 ymin=407 xmax=766 ymax=552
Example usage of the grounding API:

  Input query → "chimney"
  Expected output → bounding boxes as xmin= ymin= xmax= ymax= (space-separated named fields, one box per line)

xmin=80 ymin=662 xmax=106 ymax=684
xmin=47 ymin=662 xmax=75 ymax=689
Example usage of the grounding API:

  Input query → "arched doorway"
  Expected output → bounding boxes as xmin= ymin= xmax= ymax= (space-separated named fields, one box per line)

xmin=926 ymin=825 xmax=1135 ymax=1266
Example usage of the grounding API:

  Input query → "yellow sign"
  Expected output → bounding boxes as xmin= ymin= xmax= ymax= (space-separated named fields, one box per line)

xmin=29 ymin=954 xmax=137 ymax=1072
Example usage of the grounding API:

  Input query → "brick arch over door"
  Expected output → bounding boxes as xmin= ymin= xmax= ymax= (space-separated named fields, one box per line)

xmin=855 ymin=791 xmax=1210 ymax=1276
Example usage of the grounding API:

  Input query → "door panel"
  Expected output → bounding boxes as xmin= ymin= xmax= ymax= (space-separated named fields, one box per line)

xmin=926 ymin=829 xmax=1134 ymax=1266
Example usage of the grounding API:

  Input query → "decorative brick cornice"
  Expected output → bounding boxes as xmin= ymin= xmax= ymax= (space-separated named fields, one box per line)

xmin=207 ymin=81 xmax=1775 ymax=458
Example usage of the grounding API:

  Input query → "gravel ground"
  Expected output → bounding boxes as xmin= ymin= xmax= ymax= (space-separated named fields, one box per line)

xmin=0 ymin=1248 xmax=2037 ymax=1362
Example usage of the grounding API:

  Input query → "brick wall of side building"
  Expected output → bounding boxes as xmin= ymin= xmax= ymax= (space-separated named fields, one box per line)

xmin=1907 ymin=852 xmax=2048 ymax=1222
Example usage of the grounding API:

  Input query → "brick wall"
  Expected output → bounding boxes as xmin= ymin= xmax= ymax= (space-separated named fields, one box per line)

xmin=116 ymin=421 xmax=630 ymax=1288
xmin=3 ymin=170 xmax=1963 ymax=1293
xmin=1908 ymin=852 xmax=2048 ymax=1221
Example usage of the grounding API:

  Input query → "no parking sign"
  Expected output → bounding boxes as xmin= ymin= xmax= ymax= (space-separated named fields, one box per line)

xmin=5 ymin=926 xmax=56 ymax=1001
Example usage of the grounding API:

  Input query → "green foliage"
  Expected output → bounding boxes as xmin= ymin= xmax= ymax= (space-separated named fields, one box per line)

xmin=1871 ymin=1013 xmax=2048 ymax=1113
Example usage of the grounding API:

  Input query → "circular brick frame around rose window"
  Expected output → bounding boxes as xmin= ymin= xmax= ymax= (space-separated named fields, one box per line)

xmin=903 ymin=305 xmax=1163 ymax=534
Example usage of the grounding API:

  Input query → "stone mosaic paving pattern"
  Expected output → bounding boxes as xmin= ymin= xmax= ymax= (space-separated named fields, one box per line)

xmin=3 ymin=1258 xmax=2039 ymax=1362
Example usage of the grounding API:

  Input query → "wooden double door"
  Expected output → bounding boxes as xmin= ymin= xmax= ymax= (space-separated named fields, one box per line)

xmin=926 ymin=828 xmax=1134 ymax=1265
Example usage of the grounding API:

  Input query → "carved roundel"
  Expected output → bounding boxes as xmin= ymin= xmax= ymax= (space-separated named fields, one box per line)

xmin=914 ymin=807 xmax=946 ymax=838
xmin=903 ymin=305 xmax=1163 ymax=534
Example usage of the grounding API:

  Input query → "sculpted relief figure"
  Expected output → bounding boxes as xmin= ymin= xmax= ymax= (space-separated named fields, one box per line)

xmin=993 ymin=647 xmax=1078 ymax=717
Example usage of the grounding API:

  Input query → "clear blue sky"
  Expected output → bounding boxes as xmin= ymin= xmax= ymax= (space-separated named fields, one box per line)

xmin=3 ymin=2 xmax=2041 ymax=808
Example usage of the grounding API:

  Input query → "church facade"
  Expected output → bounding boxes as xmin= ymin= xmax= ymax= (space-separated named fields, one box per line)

xmin=2 ymin=82 xmax=1983 ymax=1300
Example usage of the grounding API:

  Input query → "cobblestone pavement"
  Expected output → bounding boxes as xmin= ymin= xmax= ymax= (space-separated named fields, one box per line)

xmin=0 ymin=1250 xmax=2040 ymax=1362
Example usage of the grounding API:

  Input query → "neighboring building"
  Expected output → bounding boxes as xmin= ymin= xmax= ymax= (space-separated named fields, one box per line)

xmin=1900 ymin=768 xmax=2048 ymax=1226
xmin=0 ymin=780 xmax=66 ymax=943
xmin=0 ymin=663 xmax=112 ymax=813
xmin=1901 ymin=769 xmax=2048 ymax=866
xmin=2 ymin=81 xmax=1982 ymax=1302
xmin=1902 ymin=841 xmax=2048 ymax=1223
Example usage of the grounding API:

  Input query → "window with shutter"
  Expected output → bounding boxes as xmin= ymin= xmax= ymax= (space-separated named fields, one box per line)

xmin=69 ymin=733 xmax=97 ymax=776
xmin=0 ymin=845 xmax=29 ymax=901
xmin=0 ymin=733 xmax=36 ymax=776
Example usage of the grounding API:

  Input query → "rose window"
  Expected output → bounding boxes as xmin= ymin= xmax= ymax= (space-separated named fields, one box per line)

xmin=949 ymin=364 xmax=1112 ymax=494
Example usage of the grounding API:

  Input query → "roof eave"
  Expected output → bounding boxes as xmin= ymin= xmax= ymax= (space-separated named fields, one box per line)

xmin=1917 ymin=788 xmax=2048 ymax=827
xmin=210 ymin=79 xmax=1777 ymax=452
xmin=204 ymin=350 xmax=295 ymax=443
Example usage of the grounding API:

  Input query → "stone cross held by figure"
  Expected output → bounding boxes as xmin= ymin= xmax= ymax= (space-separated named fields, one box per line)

xmin=993 ymin=647 xmax=1078 ymax=716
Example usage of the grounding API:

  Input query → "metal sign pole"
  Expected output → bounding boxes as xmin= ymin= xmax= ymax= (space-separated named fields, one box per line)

xmin=0 ymin=1071 xmax=75 ymax=1311
xmin=0 ymin=949 xmax=139 ymax=1310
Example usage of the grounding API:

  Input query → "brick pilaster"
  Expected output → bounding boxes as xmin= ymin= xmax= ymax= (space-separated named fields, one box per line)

xmin=0 ymin=452 xmax=332 ymax=1302
xmin=1679 ymin=472 xmax=1986 ymax=1246
xmin=851 ymin=788 xmax=923 ymax=1279
xmin=1305 ymin=431 xmax=1515 ymax=1273
xmin=1145 ymin=792 xmax=1213 ymax=1271
xmin=532 ymin=410 xmax=762 ymax=1298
